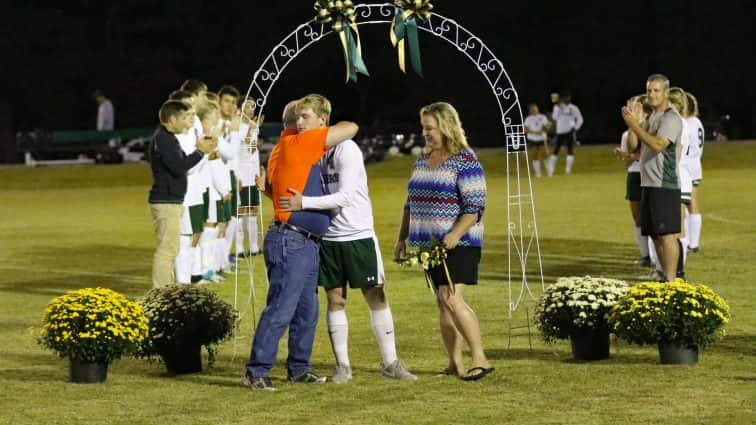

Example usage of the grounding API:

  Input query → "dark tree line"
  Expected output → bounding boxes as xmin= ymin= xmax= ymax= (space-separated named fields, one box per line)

xmin=2 ymin=1 xmax=753 ymax=162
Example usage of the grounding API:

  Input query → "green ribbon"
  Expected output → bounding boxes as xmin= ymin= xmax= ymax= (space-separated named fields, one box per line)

xmin=314 ymin=0 xmax=370 ymax=83
xmin=391 ymin=0 xmax=433 ymax=77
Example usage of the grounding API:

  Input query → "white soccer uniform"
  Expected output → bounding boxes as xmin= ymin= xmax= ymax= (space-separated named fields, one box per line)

xmin=682 ymin=116 xmax=704 ymax=182
xmin=236 ymin=124 xmax=260 ymax=187
xmin=552 ymin=103 xmax=583 ymax=135
xmin=301 ymin=140 xmax=385 ymax=284
xmin=524 ymin=114 xmax=549 ymax=142
xmin=678 ymin=120 xmax=693 ymax=199
xmin=177 ymin=117 xmax=208 ymax=234
xmin=620 ymin=131 xmax=640 ymax=173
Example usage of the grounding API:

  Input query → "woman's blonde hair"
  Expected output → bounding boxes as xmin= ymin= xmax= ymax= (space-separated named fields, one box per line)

xmin=685 ymin=91 xmax=699 ymax=118
xmin=419 ymin=102 xmax=471 ymax=156
xmin=668 ymin=87 xmax=688 ymax=117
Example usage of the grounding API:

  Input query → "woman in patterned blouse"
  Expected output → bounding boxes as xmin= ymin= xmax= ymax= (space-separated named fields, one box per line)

xmin=394 ymin=102 xmax=493 ymax=381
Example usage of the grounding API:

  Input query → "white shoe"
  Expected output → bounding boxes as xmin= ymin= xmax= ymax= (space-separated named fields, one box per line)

xmin=331 ymin=363 xmax=352 ymax=384
xmin=381 ymin=359 xmax=417 ymax=381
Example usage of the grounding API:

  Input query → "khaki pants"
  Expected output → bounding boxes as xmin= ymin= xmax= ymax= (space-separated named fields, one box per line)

xmin=150 ymin=203 xmax=183 ymax=288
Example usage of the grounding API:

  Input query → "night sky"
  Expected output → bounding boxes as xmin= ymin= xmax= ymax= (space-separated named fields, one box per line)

xmin=2 ymin=1 xmax=755 ymax=161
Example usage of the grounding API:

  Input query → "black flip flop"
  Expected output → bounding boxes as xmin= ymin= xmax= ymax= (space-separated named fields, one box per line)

xmin=461 ymin=366 xmax=494 ymax=381
xmin=436 ymin=367 xmax=458 ymax=377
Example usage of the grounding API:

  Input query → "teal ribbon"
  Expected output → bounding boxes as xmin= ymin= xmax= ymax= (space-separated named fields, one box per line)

xmin=391 ymin=5 xmax=428 ymax=77
xmin=314 ymin=0 xmax=370 ymax=83
xmin=340 ymin=23 xmax=370 ymax=83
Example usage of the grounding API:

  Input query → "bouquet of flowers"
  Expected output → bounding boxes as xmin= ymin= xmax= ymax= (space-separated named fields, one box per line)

xmin=396 ymin=238 xmax=454 ymax=294
xmin=609 ymin=279 xmax=730 ymax=347
xmin=38 ymin=287 xmax=149 ymax=363
xmin=138 ymin=285 xmax=237 ymax=365
xmin=535 ymin=276 xmax=629 ymax=343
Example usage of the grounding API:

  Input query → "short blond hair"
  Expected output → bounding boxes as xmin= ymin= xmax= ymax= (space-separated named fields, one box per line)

xmin=297 ymin=94 xmax=332 ymax=124
xmin=419 ymin=102 xmax=472 ymax=156
xmin=668 ymin=87 xmax=688 ymax=117
xmin=195 ymin=99 xmax=219 ymax=121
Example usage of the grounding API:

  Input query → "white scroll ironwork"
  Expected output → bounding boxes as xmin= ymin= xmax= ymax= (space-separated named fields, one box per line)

xmin=241 ymin=3 xmax=544 ymax=323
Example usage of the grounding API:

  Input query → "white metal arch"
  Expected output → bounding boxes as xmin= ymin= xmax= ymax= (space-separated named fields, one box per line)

xmin=242 ymin=2 xmax=544 ymax=332
xmin=243 ymin=3 xmax=523 ymax=131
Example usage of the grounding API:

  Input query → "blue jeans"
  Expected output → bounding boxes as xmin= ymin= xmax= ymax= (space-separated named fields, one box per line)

xmin=246 ymin=226 xmax=320 ymax=378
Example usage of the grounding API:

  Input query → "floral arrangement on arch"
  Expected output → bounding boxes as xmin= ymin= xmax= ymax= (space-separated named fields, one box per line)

xmin=609 ymin=279 xmax=730 ymax=347
xmin=535 ymin=276 xmax=629 ymax=343
xmin=396 ymin=238 xmax=454 ymax=294
xmin=37 ymin=287 xmax=149 ymax=363
xmin=137 ymin=285 xmax=237 ymax=364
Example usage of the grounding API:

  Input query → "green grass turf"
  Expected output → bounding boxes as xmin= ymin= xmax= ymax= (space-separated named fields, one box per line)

xmin=0 ymin=142 xmax=754 ymax=424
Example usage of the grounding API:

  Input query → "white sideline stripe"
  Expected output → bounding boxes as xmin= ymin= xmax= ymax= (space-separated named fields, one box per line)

xmin=706 ymin=213 xmax=748 ymax=226
xmin=540 ymin=254 xmax=630 ymax=265
xmin=0 ymin=265 xmax=150 ymax=282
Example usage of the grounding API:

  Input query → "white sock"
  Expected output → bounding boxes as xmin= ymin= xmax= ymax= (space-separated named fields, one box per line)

xmin=327 ymin=309 xmax=349 ymax=367
xmin=532 ymin=160 xmax=542 ymax=177
xmin=224 ymin=217 xmax=236 ymax=257
xmin=215 ymin=238 xmax=228 ymax=271
xmin=679 ymin=237 xmax=688 ymax=265
xmin=175 ymin=235 xmax=193 ymax=284
xmin=246 ymin=216 xmax=259 ymax=252
xmin=234 ymin=217 xmax=245 ymax=254
xmin=565 ymin=155 xmax=575 ymax=174
xmin=547 ymin=155 xmax=557 ymax=176
xmin=200 ymin=227 xmax=218 ymax=275
xmin=370 ymin=308 xmax=398 ymax=366
xmin=689 ymin=213 xmax=702 ymax=248
xmin=191 ymin=245 xmax=202 ymax=277
xmin=635 ymin=226 xmax=649 ymax=257
xmin=648 ymin=239 xmax=662 ymax=272
xmin=684 ymin=214 xmax=691 ymax=244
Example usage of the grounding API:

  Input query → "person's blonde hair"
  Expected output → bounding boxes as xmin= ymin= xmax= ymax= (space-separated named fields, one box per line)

xmin=668 ymin=87 xmax=688 ymax=117
xmin=685 ymin=92 xmax=699 ymax=117
xmin=297 ymin=94 xmax=332 ymax=124
xmin=195 ymin=99 xmax=219 ymax=121
xmin=419 ymin=102 xmax=472 ymax=156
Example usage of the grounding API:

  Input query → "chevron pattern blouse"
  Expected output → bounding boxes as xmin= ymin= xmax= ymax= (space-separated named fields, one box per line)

xmin=405 ymin=148 xmax=486 ymax=248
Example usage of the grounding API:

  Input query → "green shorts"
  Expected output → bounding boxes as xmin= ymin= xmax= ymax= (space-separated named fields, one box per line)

xmin=240 ymin=186 xmax=260 ymax=207
xmin=188 ymin=204 xmax=206 ymax=234
xmin=216 ymin=200 xmax=231 ymax=223
xmin=625 ymin=172 xmax=641 ymax=201
xmin=230 ymin=171 xmax=238 ymax=217
xmin=202 ymin=189 xmax=210 ymax=220
xmin=319 ymin=238 xmax=384 ymax=289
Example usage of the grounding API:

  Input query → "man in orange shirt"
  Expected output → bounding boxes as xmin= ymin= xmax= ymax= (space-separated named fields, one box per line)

xmin=243 ymin=94 xmax=358 ymax=390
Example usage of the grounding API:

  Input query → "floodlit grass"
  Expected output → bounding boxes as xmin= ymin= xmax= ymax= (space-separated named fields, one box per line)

xmin=1 ymin=142 xmax=754 ymax=425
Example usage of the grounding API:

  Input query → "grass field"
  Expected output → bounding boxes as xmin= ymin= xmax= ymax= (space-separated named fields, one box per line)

xmin=1 ymin=142 xmax=754 ymax=425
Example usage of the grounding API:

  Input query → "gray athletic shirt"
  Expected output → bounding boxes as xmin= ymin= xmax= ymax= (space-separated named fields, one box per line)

xmin=640 ymin=108 xmax=683 ymax=189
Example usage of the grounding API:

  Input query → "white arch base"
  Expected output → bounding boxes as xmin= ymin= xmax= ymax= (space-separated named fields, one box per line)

xmin=242 ymin=3 xmax=544 ymax=336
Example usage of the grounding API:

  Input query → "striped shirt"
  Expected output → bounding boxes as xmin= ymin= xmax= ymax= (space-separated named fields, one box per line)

xmin=405 ymin=148 xmax=486 ymax=248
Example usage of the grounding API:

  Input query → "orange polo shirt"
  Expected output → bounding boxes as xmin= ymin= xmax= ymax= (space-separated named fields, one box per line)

xmin=267 ymin=128 xmax=329 ymax=227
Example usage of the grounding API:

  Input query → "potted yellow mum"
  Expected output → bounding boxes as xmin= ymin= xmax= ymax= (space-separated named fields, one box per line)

xmin=38 ymin=287 xmax=149 ymax=383
xmin=609 ymin=279 xmax=730 ymax=364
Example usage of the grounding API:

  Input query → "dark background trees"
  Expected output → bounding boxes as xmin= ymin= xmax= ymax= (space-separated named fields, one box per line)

xmin=2 ymin=1 xmax=754 ymax=162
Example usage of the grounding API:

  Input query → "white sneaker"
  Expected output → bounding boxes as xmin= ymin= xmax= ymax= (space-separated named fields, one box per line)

xmin=331 ymin=363 xmax=352 ymax=384
xmin=381 ymin=359 xmax=417 ymax=381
